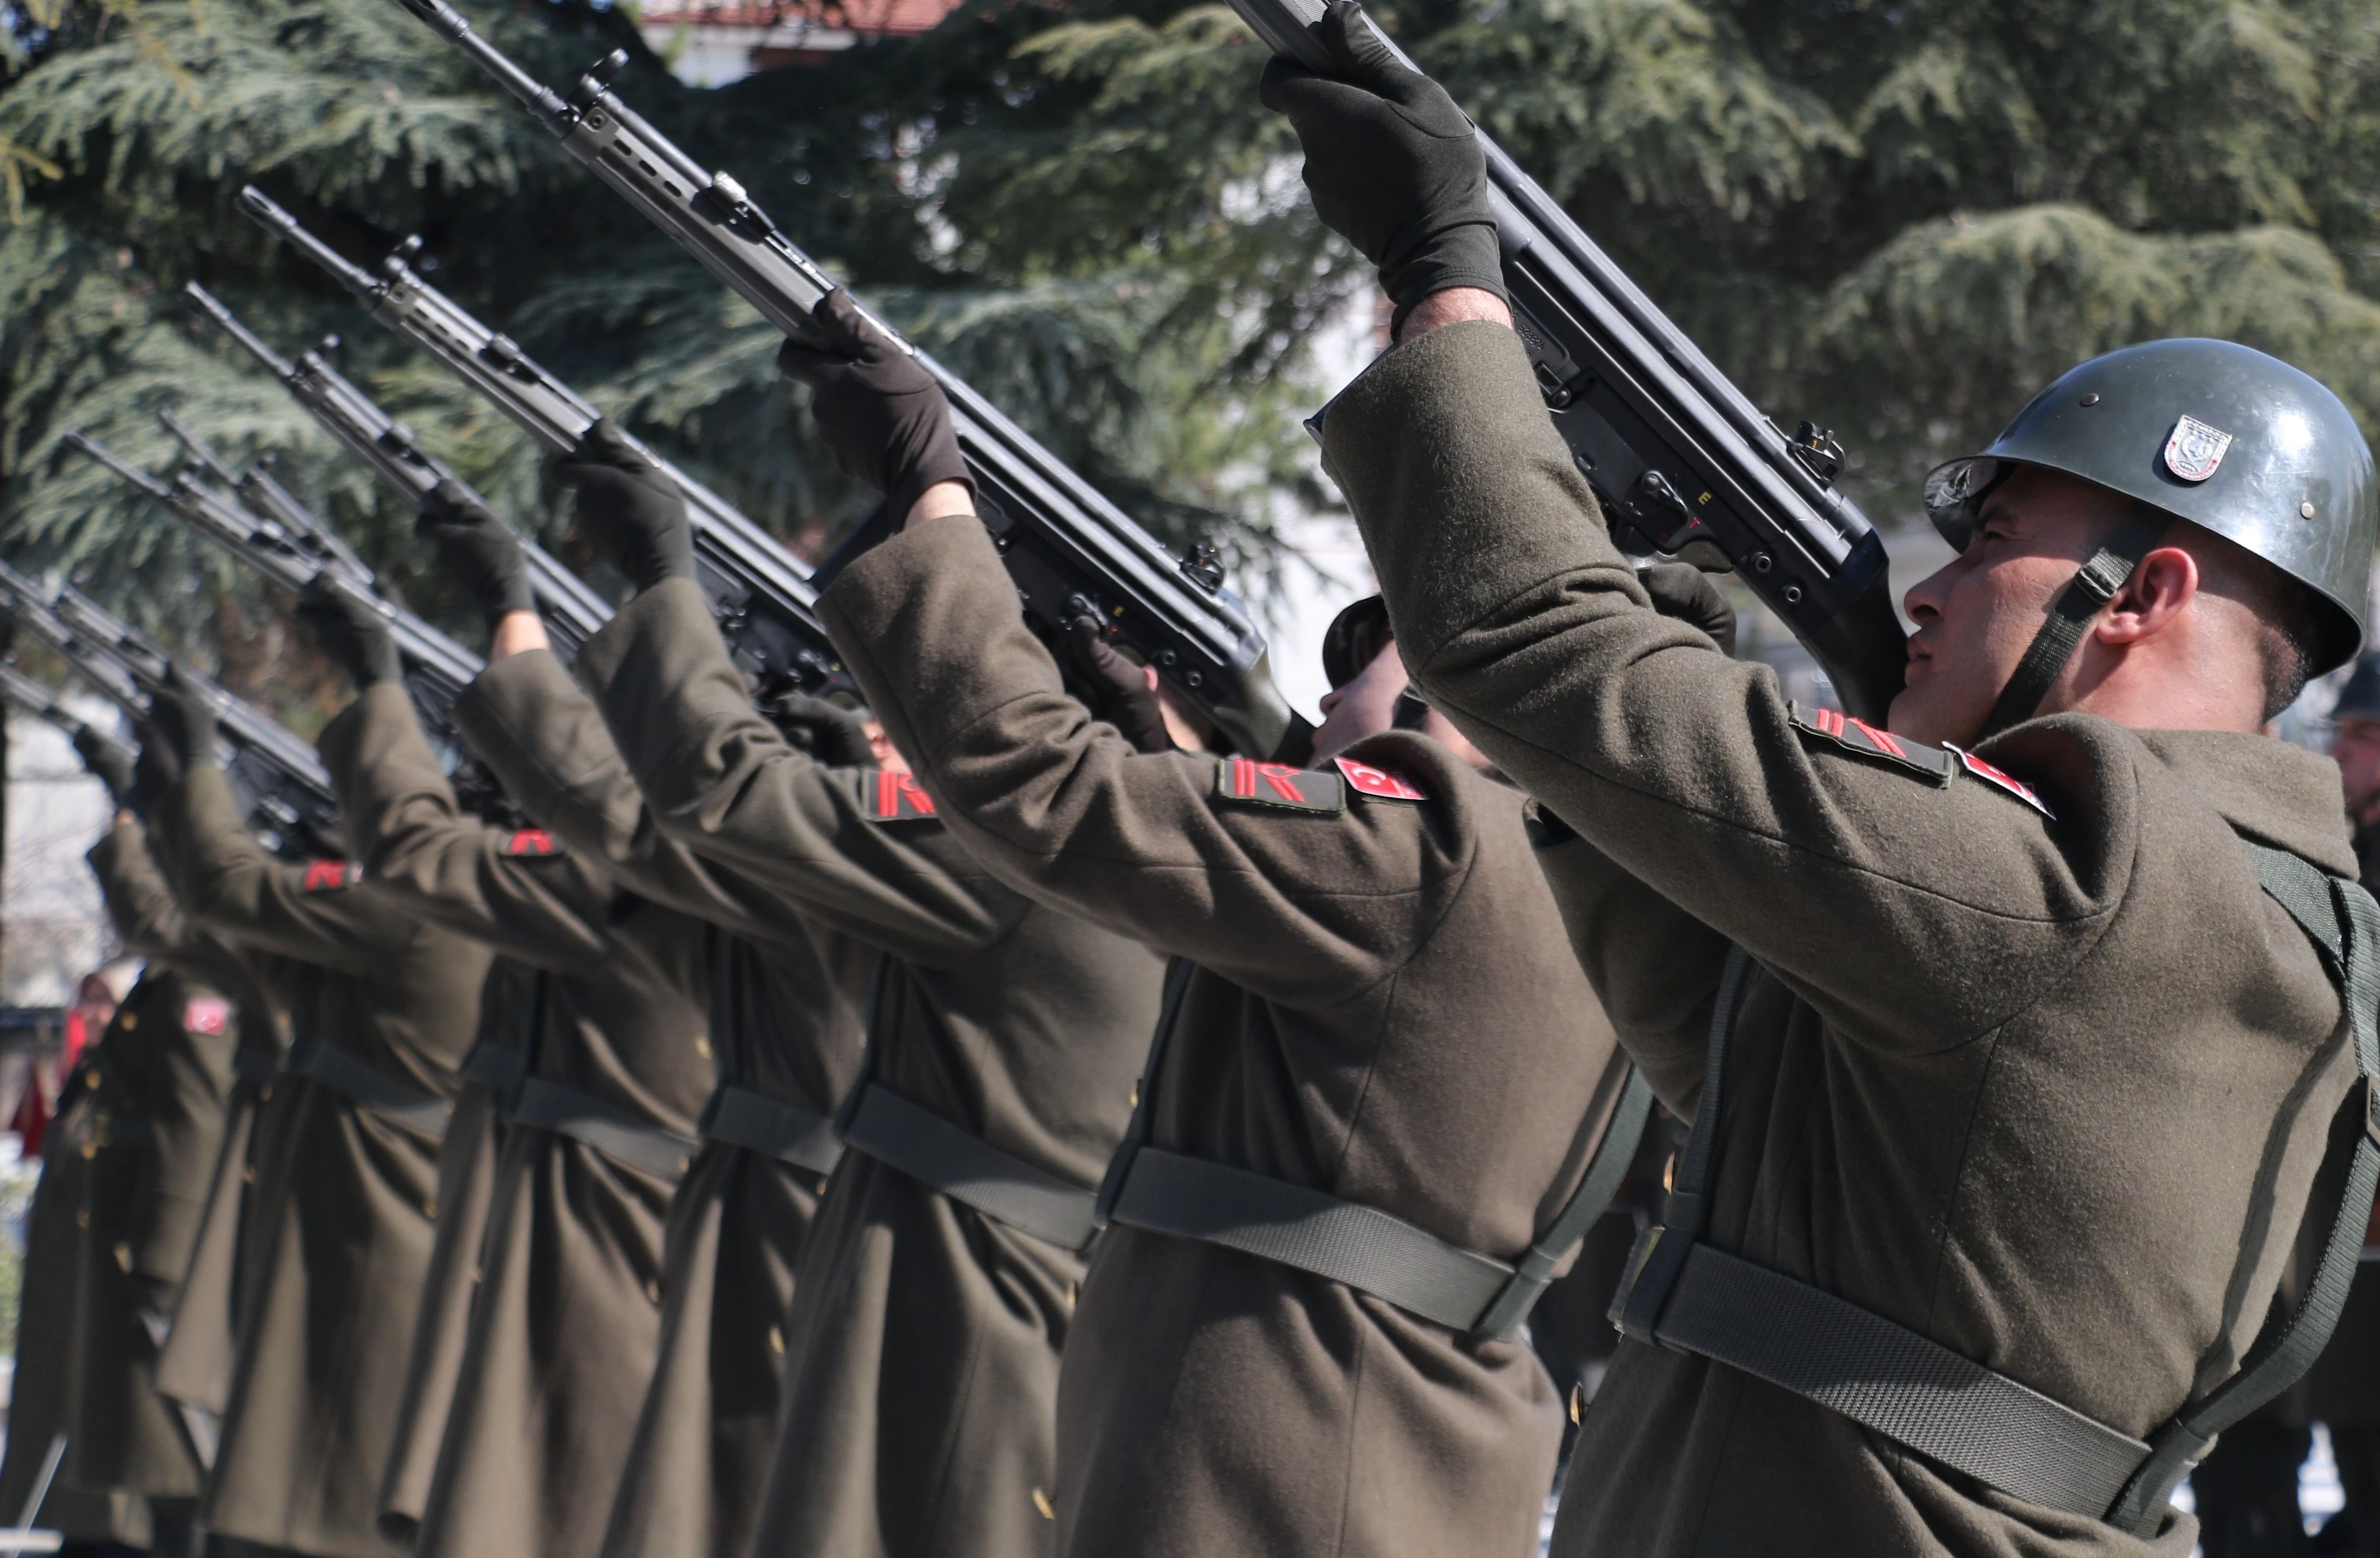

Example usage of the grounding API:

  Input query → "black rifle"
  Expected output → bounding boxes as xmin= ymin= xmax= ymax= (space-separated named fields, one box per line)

xmin=0 ymin=561 xmax=342 ymax=857
xmin=1229 ymin=0 xmax=1909 ymax=721
xmin=376 ymin=1 xmax=1313 ymax=760
xmin=66 ymin=427 xmax=488 ymax=762
xmin=158 ymin=409 xmax=377 ymax=584
xmin=238 ymin=185 xmax=843 ymax=696
xmin=0 ymin=663 xmax=135 ymax=776
xmin=177 ymin=282 xmax=614 ymax=658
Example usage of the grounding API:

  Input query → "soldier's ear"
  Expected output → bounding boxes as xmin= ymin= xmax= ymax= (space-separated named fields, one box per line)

xmin=2095 ymin=547 xmax=2199 ymax=647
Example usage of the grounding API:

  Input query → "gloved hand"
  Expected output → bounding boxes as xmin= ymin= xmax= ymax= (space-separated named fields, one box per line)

xmin=555 ymin=421 xmax=696 ymax=592
xmin=776 ymin=291 xmax=974 ymax=526
xmin=73 ymin=727 xmax=136 ymax=808
xmin=131 ymin=724 xmax=181 ymax=813
xmin=1068 ymin=617 xmax=1174 ymax=754
xmin=1258 ymin=2 xmax=1505 ymax=331
xmin=761 ymin=691 xmax=877 ymax=768
xmin=151 ymin=666 xmax=219 ymax=772
xmin=297 ymin=581 xmax=404 ymax=692
xmin=418 ymin=480 xmax=536 ymax=627
xmin=1640 ymin=562 xmax=1738 ymax=657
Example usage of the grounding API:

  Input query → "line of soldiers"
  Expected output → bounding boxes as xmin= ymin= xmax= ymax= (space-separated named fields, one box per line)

xmin=8 ymin=15 xmax=2380 ymax=1558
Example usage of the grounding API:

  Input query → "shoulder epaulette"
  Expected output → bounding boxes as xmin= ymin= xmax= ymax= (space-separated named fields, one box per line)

xmin=500 ymin=828 xmax=564 ymax=858
xmin=1215 ymin=757 xmax=1344 ymax=815
xmin=300 ymin=859 xmax=364 ymax=893
xmin=864 ymin=771 xmax=938 ymax=822
xmin=1333 ymin=756 xmax=1429 ymax=803
xmin=1786 ymin=702 xmax=1954 ymax=784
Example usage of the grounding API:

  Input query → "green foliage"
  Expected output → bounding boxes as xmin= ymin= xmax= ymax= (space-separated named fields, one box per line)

xmin=2 ymin=0 xmax=2379 ymax=730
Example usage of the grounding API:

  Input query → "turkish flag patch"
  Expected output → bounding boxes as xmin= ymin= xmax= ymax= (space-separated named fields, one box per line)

xmin=300 ymin=859 xmax=364 ymax=893
xmin=1215 ymin=758 xmax=1345 ymax=814
xmin=501 ymin=828 xmax=562 ymax=858
xmin=1786 ymin=702 xmax=1953 ymax=783
xmin=866 ymin=771 xmax=937 ymax=822
xmin=183 ymin=996 xmax=231 ymax=1036
xmin=1333 ymin=757 xmax=1428 ymax=803
xmin=1950 ymin=746 xmax=2056 ymax=819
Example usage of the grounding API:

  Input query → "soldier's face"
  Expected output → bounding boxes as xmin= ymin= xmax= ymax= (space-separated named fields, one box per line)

xmin=1895 ymin=468 xmax=2135 ymax=747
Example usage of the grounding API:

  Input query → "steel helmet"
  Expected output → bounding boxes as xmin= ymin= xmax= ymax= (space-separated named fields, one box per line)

xmin=1924 ymin=338 xmax=2375 ymax=676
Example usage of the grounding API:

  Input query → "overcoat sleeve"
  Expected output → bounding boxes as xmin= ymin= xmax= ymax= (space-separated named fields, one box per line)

xmin=1321 ymin=320 xmax=2145 ymax=1056
xmin=572 ymin=577 xmax=1016 ymax=964
xmin=87 ymin=818 xmax=195 ymax=960
xmin=319 ymin=682 xmax=613 ymax=975
xmin=454 ymin=648 xmax=810 ymax=950
xmin=159 ymin=761 xmax=417 ymax=970
xmin=820 ymin=513 xmax=1465 ymax=1010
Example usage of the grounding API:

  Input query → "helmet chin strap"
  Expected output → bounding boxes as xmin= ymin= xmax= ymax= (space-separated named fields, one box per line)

xmin=1975 ymin=501 xmax=2173 ymax=743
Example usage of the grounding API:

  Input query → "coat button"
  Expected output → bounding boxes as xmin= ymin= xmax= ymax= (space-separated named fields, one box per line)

xmin=75 ymin=1209 xmax=88 ymax=1228
xmin=119 ymin=1013 xmax=136 ymax=1031
xmin=767 ymin=1327 xmax=785 ymax=1355
xmin=646 ymin=1278 xmax=661 ymax=1303
xmin=113 ymin=1242 xmax=131 ymax=1272
xmin=1032 ymin=1488 xmax=1055 ymax=1521
xmin=694 ymin=1036 xmax=711 ymax=1059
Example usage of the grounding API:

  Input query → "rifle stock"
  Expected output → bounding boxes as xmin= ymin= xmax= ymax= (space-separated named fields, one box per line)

xmin=378 ymin=0 xmax=1314 ymax=760
xmin=1232 ymin=0 xmax=1909 ymax=721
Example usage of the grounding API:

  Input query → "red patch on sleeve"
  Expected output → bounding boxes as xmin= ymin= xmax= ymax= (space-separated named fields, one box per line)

xmin=301 ymin=859 xmax=363 ymax=893
xmin=501 ymin=828 xmax=561 ymax=857
xmin=1214 ymin=758 xmax=1346 ymax=814
xmin=183 ymin=996 xmax=230 ymax=1036
xmin=869 ymin=772 xmax=937 ymax=821
xmin=1332 ymin=757 xmax=1428 ymax=803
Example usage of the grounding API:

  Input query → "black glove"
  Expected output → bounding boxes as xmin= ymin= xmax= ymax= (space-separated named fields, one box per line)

xmin=151 ymin=667 xmax=219 ymax=772
xmin=131 ymin=724 xmax=181 ymax=812
xmin=1068 ymin=617 xmax=1174 ymax=754
xmin=73 ymin=727 xmax=136 ymax=807
xmin=776 ymin=291 xmax=974 ymax=526
xmin=1640 ymin=562 xmax=1738 ymax=658
xmin=761 ymin=692 xmax=877 ymax=768
xmin=1258 ymin=2 xmax=1506 ymax=331
xmin=297 ymin=582 xmax=404 ymax=692
xmin=555 ymin=421 xmax=696 ymax=592
xmin=418 ymin=481 xmax=536 ymax=627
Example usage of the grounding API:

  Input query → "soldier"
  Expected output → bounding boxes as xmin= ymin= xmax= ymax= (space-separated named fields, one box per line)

xmin=150 ymin=673 xmax=491 ymax=1558
xmin=0 ymin=956 xmax=153 ymax=1549
xmin=289 ymin=583 xmax=715 ymax=1558
xmin=550 ymin=423 xmax=1166 ymax=1558
xmin=66 ymin=734 xmax=251 ymax=1509
xmin=1262 ymin=9 xmax=2379 ymax=1553
xmin=757 ymin=295 xmax=1655 ymax=1555
xmin=411 ymin=488 xmax=870 ymax=1558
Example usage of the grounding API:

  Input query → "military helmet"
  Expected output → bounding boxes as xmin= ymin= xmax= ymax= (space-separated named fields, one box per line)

xmin=2335 ymin=654 xmax=2380 ymax=724
xmin=1922 ymin=338 xmax=2376 ymax=674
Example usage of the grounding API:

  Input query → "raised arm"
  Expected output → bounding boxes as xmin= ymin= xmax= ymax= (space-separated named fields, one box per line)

xmin=319 ymin=678 xmax=616 ymax=974
xmin=823 ymin=510 xmax=1465 ymax=1006
xmin=87 ymin=817 xmax=195 ymax=962
xmin=454 ymin=647 xmax=815 ymax=950
xmin=1320 ymin=323 xmax=2140 ymax=1045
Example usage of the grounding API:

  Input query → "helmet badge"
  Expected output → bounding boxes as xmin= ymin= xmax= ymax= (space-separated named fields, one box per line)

xmin=2164 ymin=415 xmax=2234 ymax=483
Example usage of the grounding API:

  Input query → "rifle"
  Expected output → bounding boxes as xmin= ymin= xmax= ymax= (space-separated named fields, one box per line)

xmin=238 ymin=186 xmax=843 ymax=696
xmin=374 ymin=1 xmax=1314 ymax=760
xmin=0 ymin=663 xmax=134 ymax=776
xmin=65 ymin=427 xmax=486 ymax=755
xmin=1220 ymin=0 xmax=1909 ymax=719
xmin=0 ymin=562 xmax=341 ymax=858
xmin=158 ymin=409 xmax=376 ymax=585
xmin=175 ymin=283 xmax=614 ymax=658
